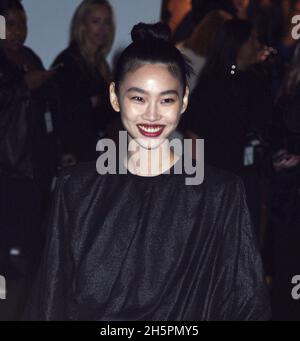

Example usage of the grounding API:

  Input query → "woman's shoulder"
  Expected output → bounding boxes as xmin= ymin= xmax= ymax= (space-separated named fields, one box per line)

xmin=180 ymin=153 xmax=244 ymax=194
xmin=187 ymin=162 xmax=245 ymax=199
xmin=60 ymin=161 xmax=98 ymax=178
xmin=205 ymin=164 xmax=243 ymax=191
xmin=56 ymin=162 xmax=100 ymax=195
xmin=55 ymin=158 xmax=244 ymax=201
xmin=22 ymin=46 xmax=44 ymax=68
xmin=51 ymin=45 xmax=79 ymax=68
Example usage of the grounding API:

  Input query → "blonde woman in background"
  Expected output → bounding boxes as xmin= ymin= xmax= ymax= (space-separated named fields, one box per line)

xmin=52 ymin=0 xmax=116 ymax=166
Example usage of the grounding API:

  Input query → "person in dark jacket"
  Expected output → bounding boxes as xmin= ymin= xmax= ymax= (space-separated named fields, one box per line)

xmin=264 ymin=42 xmax=300 ymax=320
xmin=179 ymin=19 xmax=273 ymax=238
xmin=0 ymin=0 xmax=57 ymax=276
xmin=51 ymin=0 xmax=117 ymax=165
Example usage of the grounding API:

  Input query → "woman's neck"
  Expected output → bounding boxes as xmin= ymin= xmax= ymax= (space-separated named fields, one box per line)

xmin=84 ymin=40 xmax=100 ymax=63
xmin=4 ymin=48 xmax=23 ymax=63
xmin=3 ymin=47 xmax=37 ymax=71
xmin=125 ymin=138 xmax=179 ymax=177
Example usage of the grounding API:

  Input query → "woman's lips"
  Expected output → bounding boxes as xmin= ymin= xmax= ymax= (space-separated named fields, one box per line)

xmin=137 ymin=124 xmax=165 ymax=137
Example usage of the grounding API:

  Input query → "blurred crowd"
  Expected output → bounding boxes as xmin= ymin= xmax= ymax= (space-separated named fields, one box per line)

xmin=0 ymin=0 xmax=300 ymax=320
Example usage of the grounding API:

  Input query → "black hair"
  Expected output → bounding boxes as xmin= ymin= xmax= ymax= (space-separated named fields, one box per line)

xmin=0 ymin=0 xmax=25 ymax=16
xmin=200 ymin=19 xmax=253 ymax=79
xmin=114 ymin=22 xmax=192 ymax=96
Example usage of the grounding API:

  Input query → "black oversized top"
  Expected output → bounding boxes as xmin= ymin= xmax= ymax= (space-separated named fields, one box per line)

xmin=26 ymin=155 xmax=271 ymax=321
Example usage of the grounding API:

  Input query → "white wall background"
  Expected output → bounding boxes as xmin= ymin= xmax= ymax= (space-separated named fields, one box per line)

xmin=23 ymin=0 xmax=162 ymax=68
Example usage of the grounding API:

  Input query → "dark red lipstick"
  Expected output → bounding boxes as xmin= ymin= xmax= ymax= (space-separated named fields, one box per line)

xmin=137 ymin=124 xmax=165 ymax=137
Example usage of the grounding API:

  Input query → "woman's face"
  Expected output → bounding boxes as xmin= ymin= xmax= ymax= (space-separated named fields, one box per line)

xmin=84 ymin=5 xmax=112 ymax=49
xmin=232 ymin=0 xmax=250 ymax=10
xmin=110 ymin=63 xmax=189 ymax=150
xmin=237 ymin=31 xmax=261 ymax=70
xmin=2 ymin=9 xmax=27 ymax=52
xmin=167 ymin=0 xmax=192 ymax=15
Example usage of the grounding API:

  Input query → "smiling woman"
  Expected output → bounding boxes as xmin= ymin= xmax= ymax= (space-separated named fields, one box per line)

xmin=26 ymin=22 xmax=271 ymax=321
xmin=0 ymin=0 xmax=58 ymax=278
xmin=109 ymin=62 xmax=189 ymax=174
xmin=109 ymin=22 xmax=190 ymax=175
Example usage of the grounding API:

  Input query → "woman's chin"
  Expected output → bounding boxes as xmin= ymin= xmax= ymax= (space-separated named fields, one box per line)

xmin=138 ymin=138 xmax=170 ymax=151
xmin=126 ymin=129 xmax=174 ymax=151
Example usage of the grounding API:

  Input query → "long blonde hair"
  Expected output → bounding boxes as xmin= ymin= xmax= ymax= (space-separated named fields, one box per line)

xmin=70 ymin=0 xmax=115 ymax=81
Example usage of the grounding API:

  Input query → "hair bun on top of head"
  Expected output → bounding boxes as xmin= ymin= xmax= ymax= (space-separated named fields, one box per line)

xmin=131 ymin=22 xmax=172 ymax=43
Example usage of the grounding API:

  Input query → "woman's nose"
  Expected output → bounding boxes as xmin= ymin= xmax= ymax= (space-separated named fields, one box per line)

xmin=15 ymin=23 xmax=25 ymax=36
xmin=142 ymin=102 xmax=161 ymax=121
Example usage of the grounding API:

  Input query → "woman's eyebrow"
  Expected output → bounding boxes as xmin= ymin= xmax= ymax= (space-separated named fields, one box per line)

xmin=126 ymin=87 xmax=147 ymax=94
xmin=160 ymin=90 xmax=179 ymax=96
xmin=126 ymin=87 xmax=179 ymax=96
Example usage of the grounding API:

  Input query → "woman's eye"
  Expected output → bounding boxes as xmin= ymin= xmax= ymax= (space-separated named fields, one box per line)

xmin=7 ymin=20 xmax=16 ymax=28
xmin=104 ymin=20 xmax=112 ymax=26
xmin=131 ymin=96 xmax=144 ymax=102
xmin=92 ymin=18 xmax=107 ymax=25
xmin=161 ymin=98 xmax=175 ymax=104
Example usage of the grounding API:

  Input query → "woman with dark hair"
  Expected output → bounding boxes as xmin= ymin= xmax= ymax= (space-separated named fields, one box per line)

xmin=251 ymin=0 xmax=284 ymax=47
xmin=179 ymin=19 xmax=273 ymax=237
xmin=161 ymin=0 xmax=194 ymax=45
xmin=199 ymin=19 xmax=260 ymax=79
xmin=232 ymin=0 xmax=251 ymax=19
xmin=0 ymin=0 xmax=57 ymax=276
xmin=52 ymin=0 xmax=116 ymax=166
xmin=269 ymin=42 xmax=300 ymax=181
xmin=26 ymin=22 xmax=270 ymax=321
xmin=178 ymin=10 xmax=232 ymax=92
xmin=206 ymin=0 xmax=251 ymax=19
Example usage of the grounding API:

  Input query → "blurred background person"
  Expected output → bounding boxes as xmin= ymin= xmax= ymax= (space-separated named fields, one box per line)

xmin=161 ymin=0 xmax=193 ymax=44
xmin=263 ymin=42 xmax=300 ymax=320
xmin=51 ymin=0 xmax=116 ymax=166
xmin=0 ymin=0 xmax=57 ymax=277
xmin=277 ymin=0 xmax=300 ymax=65
xmin=270 ymin=0 xmax=300 ymax=98
xmin=160 ymin=0 xmax=244 ymax=46
xmin=205 ymin=0 xmax=251 ymax=19
xmin=252 ymin=0 xmax=284 ymax=47
xmin=179 ymin=19 xmax=273 ymax=239
xmin=232 ymin=0 xmax=251 ymax=19
xmin=178 ymin=9 xmax=233 ymax=92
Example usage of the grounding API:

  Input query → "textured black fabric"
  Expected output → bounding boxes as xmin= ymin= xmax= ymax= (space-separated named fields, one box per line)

xmin=26 ymin=156 xmax=271 ymax=321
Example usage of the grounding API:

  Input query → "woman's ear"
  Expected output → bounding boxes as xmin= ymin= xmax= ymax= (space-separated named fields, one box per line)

xmin=180 ymin=86 xmax=189 ymax=114
xmin=109 ymin=82 xmax=120 ymax=112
